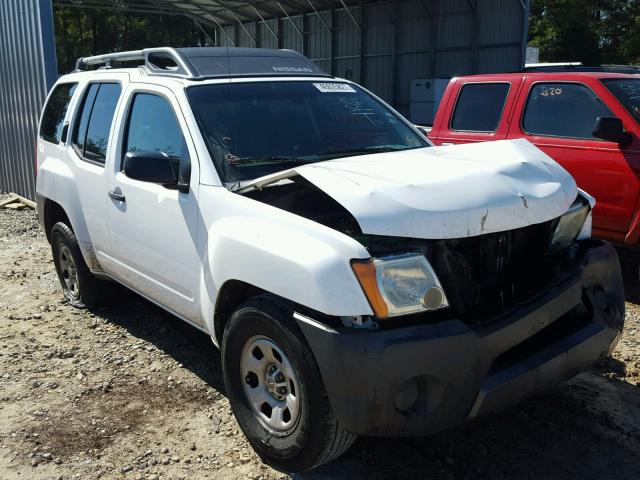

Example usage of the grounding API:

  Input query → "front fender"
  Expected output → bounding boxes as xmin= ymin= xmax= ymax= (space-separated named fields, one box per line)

xmin=200 ymin=215 xmax=374 ymax=335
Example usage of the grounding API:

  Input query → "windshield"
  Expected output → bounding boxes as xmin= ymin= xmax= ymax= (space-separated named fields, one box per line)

xmin=602 ymin=78 xmax=640 ymax=121
xmin=186 ymin=81 xmax=428 ymax=183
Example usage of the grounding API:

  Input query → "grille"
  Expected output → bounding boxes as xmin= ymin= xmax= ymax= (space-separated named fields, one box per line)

xmin=431 ymin=220 xmax=557 ymax=324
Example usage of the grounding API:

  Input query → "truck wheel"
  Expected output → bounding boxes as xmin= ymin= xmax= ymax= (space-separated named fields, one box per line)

xmin=51 ymin=222 xmax=108 ymax=309
xmin=221 ymin=296 xmax=356 ymax=472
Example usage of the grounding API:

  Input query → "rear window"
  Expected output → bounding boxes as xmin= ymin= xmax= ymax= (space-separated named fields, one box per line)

xmin=451 ymin=83 xmax=510 ymax=132
xmin=40 ymin=83 xmax=77 ymax=144
xmin=72 ymin=83 xmax=122 ymax=164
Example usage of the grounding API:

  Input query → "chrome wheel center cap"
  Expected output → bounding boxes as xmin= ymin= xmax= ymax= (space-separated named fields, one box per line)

xmin=265 ymin=364 xmax=287 ymax=400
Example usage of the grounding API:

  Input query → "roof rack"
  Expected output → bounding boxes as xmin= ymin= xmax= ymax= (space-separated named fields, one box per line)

xmin=75 ymin=47 xmax=197 ymax=78
xmin=74 ymin=47 xmax=330 ymax=80
xmin=522 ymin=63 xmax=640 ymax=74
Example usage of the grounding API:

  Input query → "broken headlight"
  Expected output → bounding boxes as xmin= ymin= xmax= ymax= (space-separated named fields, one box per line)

xmin=550 ymin=194 xmax=591 ymax=253
xmin=352 ymin=253 xmax=449 ymax=318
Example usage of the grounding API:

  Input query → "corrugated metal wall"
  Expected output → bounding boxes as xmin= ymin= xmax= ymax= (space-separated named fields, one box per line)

xmin=218 ymin=0 xmax=529 ymax=117
xmin=0 ymin=0 xmax=527 ymax=199
xmin=0 ymin=0 xmax=58 ymax=199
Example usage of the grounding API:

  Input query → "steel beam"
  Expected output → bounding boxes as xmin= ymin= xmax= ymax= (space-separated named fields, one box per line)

xmin=253 ymin=6 xmax=279 ymax=41
xmin=277 ymin=1 xmax=304 ymax=39
xmin=467 ymin=0 xmax=478 ymax=72
xmin=339 ymin=0 xmax=360 ymax=29
xmin=307 ymin=0 xmax=331 ymax=33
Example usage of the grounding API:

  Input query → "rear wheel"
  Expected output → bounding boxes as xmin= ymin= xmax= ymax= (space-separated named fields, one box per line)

xmin=221 ymin=296 xmax=356 ymax=472
xmin=51 ymin=222 xmax=110 ymax=308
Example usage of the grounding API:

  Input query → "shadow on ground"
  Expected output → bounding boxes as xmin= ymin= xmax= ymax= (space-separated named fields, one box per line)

xmin=89 ymin=283 xmax=640 ymax=480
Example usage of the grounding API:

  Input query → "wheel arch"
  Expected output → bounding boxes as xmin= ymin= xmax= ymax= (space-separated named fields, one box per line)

xmin=213 ymin=279 xmax=267 ymax=345
xmin=42 ymin=197 xmax=73 ymax=243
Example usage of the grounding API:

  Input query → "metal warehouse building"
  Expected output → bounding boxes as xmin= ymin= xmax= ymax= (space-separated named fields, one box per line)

xmin=1 ymin=0 xmax=530 ymax=199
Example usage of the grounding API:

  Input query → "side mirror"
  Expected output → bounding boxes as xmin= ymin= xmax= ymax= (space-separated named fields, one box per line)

xmin=415 ymin=125 xmax=431 ymax=137
xmin=123 ymin=151 xmax=177 ymax=187
xmin=593 ymin=116 xmax=632 ymax=146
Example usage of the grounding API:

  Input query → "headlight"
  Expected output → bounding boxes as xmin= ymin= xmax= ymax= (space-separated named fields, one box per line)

xmin=351 ymin=253 xmax=449 ymax=318
xmin=550 ymin=195 xmax=590 ymax=253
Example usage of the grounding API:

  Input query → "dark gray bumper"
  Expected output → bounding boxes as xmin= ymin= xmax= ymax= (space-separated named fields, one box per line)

xmin=295 ymin=241 xmax=624 ymax=437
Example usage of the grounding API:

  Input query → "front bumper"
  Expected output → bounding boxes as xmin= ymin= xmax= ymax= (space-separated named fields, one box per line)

xmin=295 ymin=241 xmax=624 ymax=437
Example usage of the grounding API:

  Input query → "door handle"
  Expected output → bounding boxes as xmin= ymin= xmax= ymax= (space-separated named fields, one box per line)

xmin=108 ymin=190 xmax=126 ymax=202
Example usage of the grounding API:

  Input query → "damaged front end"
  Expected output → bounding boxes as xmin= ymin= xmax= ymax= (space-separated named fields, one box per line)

xmin=236 ymin=140 xmax=625 ymax=437
xmin=242 ymin=174 xmax=603 ymax=330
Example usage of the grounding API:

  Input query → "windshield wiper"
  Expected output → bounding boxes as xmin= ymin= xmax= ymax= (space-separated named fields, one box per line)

xmin=228 ymin=155 xmax=316 ymax=165
xmin=315 ymin=145 xmax=412 ymax=159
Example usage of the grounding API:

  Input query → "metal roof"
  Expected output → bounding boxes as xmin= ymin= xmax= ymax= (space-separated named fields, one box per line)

xmin=53 ymin=0 xmax=354 ymax=29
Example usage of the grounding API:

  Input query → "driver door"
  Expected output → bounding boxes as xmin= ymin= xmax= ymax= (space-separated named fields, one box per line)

xmin=104 ymin=85 xmax=201 ymax=325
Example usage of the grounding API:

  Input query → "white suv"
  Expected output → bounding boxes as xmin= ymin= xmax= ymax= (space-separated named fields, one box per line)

xmin=36 ymin=47 xmax=624 ymax=472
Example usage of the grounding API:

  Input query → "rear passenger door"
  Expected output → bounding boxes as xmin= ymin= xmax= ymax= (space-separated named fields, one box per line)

xmin=66 ymin=78 xmax=126 ymax=258
xmin=507 ymin=80 xmax=639 ymax=238
xmin=104 ymin=85 xmax=201 ymax=325
xmin=434 ymin=81 xmax=519 ymax=145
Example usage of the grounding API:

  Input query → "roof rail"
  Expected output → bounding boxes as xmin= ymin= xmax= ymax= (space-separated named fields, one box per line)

xmin=525 ymin=62 xmax=583 ymax=69
xmin=75 ymin=47 xmax=197 ymax=78
xmin=522 ymin=63 xmax=640 ymax=74
xmin=73 ymin=47 xmax=330 ymax=80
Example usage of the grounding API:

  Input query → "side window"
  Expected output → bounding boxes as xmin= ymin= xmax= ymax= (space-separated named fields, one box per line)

xmin=451 ymin=83 xmax=510 ymax=132
xmin=124 ymin=93 xmax=188 ymax=177
xmin=522 ymin=83 xmax=612 ymax=139
xmin=73 ymin=84 xmax=99 ymax=155
xmin=72 ymin=83 xmax=122 ymax=164
xmin=40 ymin=83 xmax=77 ymax=144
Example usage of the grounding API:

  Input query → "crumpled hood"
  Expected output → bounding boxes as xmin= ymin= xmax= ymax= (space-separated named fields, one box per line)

xmin=239 ymin=139 xmax=578 ymax=239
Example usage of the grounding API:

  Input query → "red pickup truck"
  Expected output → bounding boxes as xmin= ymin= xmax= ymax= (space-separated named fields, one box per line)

xmin=428 ymin=66 xmax=640 ymax=247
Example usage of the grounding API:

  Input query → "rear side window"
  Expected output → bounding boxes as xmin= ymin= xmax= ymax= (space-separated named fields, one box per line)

xmin=522 ymin=82 xmax=612 ymax=139
xmin=72 ymin=83 xmax=122 ymax=164
xmin=451 ymin=83 xmax=510 ymax=132
xmin=40 ymin=83 xmax=77 ymax=144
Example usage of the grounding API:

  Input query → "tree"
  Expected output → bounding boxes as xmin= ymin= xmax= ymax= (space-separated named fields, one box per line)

xmin=53 ymin=7 xmax=215 ymax=73
xmin=529 ymin=0 xmax=640 ymax=65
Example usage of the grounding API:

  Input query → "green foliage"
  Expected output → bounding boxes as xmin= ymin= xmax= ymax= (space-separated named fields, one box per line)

xmin=529 ymin=0 xmax=640 ymax=64
xmin=53 ymin=7 xmax=215 ymax=73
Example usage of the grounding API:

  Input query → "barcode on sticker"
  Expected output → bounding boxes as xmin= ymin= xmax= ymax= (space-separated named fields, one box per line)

xmin=313 ymin=83 xmax=356 ymax=93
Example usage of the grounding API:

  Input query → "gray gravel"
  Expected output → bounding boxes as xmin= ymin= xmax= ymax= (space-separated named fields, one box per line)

xmin=1 ymin=204 xmax=639 ymax=480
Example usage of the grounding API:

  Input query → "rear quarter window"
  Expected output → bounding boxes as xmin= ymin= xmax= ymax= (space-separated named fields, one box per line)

xmin=72 ymin=82 xmax=122 ymax=164
xmin=450 ymin=83 xmax=510 ymax=132
xmin=39 ymin=83 xmax=77 ymax=144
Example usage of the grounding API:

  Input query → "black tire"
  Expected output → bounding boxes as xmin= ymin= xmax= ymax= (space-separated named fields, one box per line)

xmin=51 ymin=222 xmax=110 ymax=309
xmin=221 ymin=295 xmax=356 ymax=472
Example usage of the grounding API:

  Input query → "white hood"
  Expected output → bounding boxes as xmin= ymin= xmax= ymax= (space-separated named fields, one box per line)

xmin=238 ymin=139 xmax=578 ymax=239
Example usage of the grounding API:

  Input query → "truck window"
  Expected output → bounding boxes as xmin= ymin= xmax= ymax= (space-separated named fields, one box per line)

xmin=39 ymin=83 xmax=77 ymax=144
xmin=450 ymin=83 xmax=510 ymax=132
xmin=522 ymin=82 xmax=612 ymax=139
xmin=124 ymin=93 xmax=187 ymax=164
xmin=72 ymin=83 xmax=122 ymax=164
xmin=601 ymin=78 xmax=640 ymax=122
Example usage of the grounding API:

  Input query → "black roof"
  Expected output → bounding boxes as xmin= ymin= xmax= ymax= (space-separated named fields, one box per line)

xmin=521 ymin=64 xmax=640 ymax=74
xmin=76 ymin=47 xmax=330 ymax=80
xmin=176 ymin=47 xmax=329 ymax=79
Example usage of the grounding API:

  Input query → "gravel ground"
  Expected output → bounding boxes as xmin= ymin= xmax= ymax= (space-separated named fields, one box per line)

xmin=1 ymin=202 xmax=640 ymax=480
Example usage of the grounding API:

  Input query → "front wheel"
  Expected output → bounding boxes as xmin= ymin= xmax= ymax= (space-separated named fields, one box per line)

xmin=221 ymin=296 xmax=356 ymax=472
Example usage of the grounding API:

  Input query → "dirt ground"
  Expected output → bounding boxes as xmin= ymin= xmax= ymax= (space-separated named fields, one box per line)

xmin=1 ymin=203 xmax=640 ymax=480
